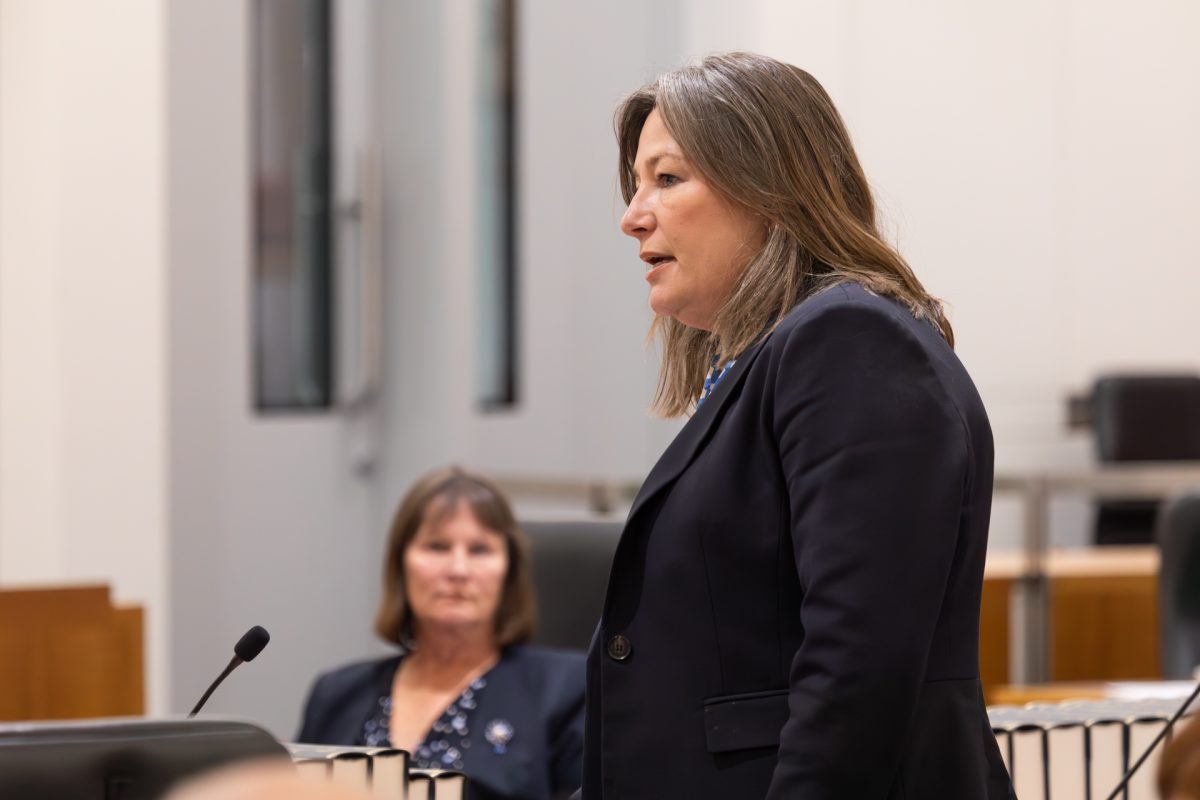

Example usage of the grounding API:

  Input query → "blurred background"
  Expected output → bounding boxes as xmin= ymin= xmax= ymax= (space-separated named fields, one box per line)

xmin=0 ymin=0 xmax=1198 ymax=738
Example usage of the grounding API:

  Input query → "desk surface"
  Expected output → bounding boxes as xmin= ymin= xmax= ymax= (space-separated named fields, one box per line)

xmin=491 ymin=462 xmax=1200 ymax=514
xmin=990 ymin=680 xmax=1196 ymax=707
xmin=994 ymin=462 xmax=1200 ymax=498
xmin=984 ymin=545 xmax=1159 ymax=580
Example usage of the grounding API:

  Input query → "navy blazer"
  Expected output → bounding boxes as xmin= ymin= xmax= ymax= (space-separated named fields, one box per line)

xmin=582 ymin=284 xmax=1014 ymax=799
xmin=298 ymin=645 xmax=585 ymax=800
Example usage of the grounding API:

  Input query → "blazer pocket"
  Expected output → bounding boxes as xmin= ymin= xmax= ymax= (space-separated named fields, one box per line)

xmin=702 ymin=688 xmax=789 ymax=753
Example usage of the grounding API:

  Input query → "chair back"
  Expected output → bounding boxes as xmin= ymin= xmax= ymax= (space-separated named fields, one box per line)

xmin=1158 ymin=492 xmax=1200 ymax=678
xmin=1093 ymin=375 xmax=1200 ymax=462
xmin=521 ymin=520 xmax=623 ymax=652
xmin=1091 ymin=374 xmax=1200 ymax=545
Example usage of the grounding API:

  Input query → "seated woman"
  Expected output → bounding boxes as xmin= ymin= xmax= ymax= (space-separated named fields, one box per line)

xmin=298 ymin=466 xmax=584 ymax=800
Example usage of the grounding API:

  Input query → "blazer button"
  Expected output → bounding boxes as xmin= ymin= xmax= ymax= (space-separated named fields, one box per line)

xmin=607 ymin=634 xmax=632 ymax=661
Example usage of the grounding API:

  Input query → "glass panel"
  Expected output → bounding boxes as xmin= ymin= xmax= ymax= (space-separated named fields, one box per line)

xmin=476 ymin=0 xmax=519 ymax=409
xmin=252 ymin=0 xmax=334 ymax=410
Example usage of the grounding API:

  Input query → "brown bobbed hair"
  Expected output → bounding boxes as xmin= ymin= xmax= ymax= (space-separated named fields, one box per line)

xmin=373 ymin=466 xmax=536 ymax=648
xmin=1160 ymin=716 xmax=1200 ymax=800
xmin=616 ymin=51 xmax=954 ymax=417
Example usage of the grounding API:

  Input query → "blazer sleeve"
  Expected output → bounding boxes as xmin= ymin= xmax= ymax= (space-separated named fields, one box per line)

xmin=296 ymin=672 xmax=332 ymax=744
xmin=765 ymin=302 xmax=969 ymax=798
xmin=295 ymin=662 xmax=374 ymax=745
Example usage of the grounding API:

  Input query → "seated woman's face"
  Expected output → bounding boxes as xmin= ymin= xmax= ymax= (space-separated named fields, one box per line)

xmin=404 ymin=499 xmax=510 ymax=638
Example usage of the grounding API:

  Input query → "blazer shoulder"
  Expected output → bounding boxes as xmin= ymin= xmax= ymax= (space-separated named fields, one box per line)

xmin=305 ymin=655 xmax=399 ymax=713
xmin=772 ymin=281 xmax=932 ymax=342
xmin=765 ymin=280 xmax=986 ymax=457
xmin=314 ymin=656 xmax=398 ymax=692
xmin=499 ymin=645 xmax=585 ymax=688
xmin=504 ymin=643 xmax=586 ymax=670
xmin=765 ymin=282 xmax=961 ymax=384
xmin=496 ymin=645 xmax=585 ymax=709
xmin=298 ymin=655 xmax=400 ymax=744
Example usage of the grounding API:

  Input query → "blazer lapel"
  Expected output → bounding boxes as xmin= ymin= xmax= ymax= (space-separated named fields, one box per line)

xmin=626 ymin=334 xmax=772 ymax=525
xmin=319 ymin=655 xmax=402 ymax=746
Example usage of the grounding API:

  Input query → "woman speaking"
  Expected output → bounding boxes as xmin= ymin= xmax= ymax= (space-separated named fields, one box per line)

xmin=581 ymin=53 xmax=1014 ymax=799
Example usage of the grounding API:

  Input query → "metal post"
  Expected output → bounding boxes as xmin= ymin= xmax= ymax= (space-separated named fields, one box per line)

xmin=1021 ymin=477 xmax=1050 ymax=684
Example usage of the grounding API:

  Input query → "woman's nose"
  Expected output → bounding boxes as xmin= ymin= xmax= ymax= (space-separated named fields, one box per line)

xmin=620 ymin=190 xmax=654 ymax=239
xmin=447 ymin=548 xmax=470 ymax=576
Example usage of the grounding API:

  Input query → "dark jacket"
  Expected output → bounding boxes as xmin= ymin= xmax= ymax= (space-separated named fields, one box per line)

xmin=582 ymin=284 xmax=1014 ymax=799
xmin=299 ymin=645 xmax=586 ymax=800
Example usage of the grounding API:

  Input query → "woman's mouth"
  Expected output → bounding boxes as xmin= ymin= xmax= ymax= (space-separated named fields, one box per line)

xmin=644 ymin=256 xmax=676 ymax=281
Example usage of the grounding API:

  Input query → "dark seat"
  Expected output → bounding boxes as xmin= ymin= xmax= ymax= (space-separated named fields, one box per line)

xmin=1158 ymin=493 xmax=1200 ymax=678
xmin=522 ymin=520 xmax=622 ymax=652
xmin=1091 ymin=375 xmax=1200 ymax=545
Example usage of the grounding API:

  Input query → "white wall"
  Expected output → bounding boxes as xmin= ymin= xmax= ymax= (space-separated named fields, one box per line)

xmin=0 ymin=0 xmax=170 ymax=714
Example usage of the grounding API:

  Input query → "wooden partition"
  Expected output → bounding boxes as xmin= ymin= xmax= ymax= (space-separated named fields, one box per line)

xmin=0 ymin=585 xmax=143 ymax=721
xmin=1050 ymin=573 xmax=1160 ymax=680
xmin=981 ymin=547 xmax=1161 ymax=701
xmin=979 ymin=575 xmax=1013 ymax=700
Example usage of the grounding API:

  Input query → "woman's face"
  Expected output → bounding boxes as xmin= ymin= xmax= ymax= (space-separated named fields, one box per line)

xmin=404 ymin=500 xmax=509 ymax=639
xmin=620 ymin=108 xmax=764 ymax=331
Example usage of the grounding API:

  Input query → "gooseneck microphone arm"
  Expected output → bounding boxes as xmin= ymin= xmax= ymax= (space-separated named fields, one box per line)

xmin=187 ymin=625 xmax=271 ymax=719
xmin=1104 ymin=680 xmax=1200 ymax=800
xmin=188 ymin=656 xmax=242 ymax=718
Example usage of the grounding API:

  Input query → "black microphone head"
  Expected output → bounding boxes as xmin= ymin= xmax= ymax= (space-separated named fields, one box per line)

xmin=233 ymin=626 xmax=270 ymax=662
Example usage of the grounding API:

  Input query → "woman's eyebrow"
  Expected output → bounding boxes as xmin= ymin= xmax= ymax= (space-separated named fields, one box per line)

xmin=636 ymin=151 xmax=683 ymax=172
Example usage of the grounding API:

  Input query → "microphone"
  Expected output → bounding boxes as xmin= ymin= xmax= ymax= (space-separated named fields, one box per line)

xmin=188 ymin=626 xmax=271 ymax=718
xmin=1103 ymin=680 xmax=1200 ymax=800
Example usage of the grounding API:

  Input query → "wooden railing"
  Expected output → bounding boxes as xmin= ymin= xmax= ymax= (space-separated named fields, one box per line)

xmin=496 ymin=467 xmax=1200 ymax=692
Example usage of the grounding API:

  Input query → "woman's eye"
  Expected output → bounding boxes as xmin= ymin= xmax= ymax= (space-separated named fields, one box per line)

xmin=657 ymin=173 xmax=679 ymax=187
xmin=469 ymin=544 xmax=496 ymax=556
xmin=424 ymin=540 xmax=451 ymax=552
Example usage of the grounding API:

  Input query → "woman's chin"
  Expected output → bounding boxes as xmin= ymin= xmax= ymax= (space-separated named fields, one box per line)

xmin=648 ymin=292 xmax=680 ymax=321
xmin=649 ymin=295 xmax=713 ymax=330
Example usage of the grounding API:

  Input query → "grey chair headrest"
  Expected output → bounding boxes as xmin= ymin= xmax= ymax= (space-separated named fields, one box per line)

xmin=522 ymin=520 xmax=623 ymax=653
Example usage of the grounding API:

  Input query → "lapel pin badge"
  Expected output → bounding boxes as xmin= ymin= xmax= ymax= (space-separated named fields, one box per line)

xmin=484 ymin=718 xmax=514 ymax=754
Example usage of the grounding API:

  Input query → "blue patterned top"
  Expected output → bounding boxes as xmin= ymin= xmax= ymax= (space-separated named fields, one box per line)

xmin=698 ymin=357 xmax=736 ymax=408
xmin=361 ymin=670 xmax=500 ymax=771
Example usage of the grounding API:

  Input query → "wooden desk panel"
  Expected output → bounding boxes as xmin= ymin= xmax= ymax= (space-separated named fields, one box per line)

xmin=1050 ymin=574 xmax=1160 ymax=681
xmin=0 ymin=585 xmax=143 ymax=720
